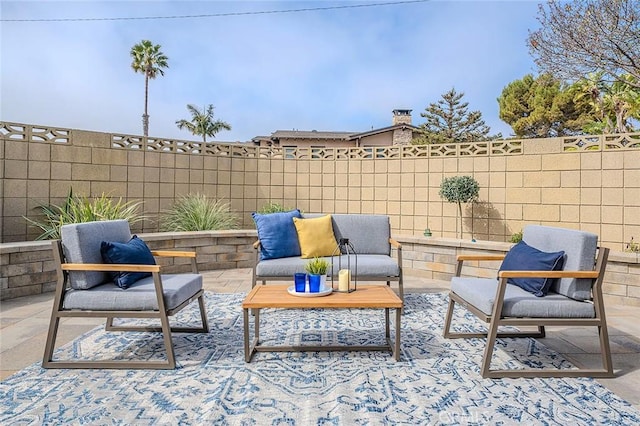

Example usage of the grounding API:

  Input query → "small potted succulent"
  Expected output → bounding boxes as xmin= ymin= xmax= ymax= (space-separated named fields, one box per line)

xmin=305 ymin=257 xmax=329 ymax=292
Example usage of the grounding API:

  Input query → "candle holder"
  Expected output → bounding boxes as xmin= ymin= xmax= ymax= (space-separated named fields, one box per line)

xmin=331 ymin=238 xmax=357 ymax=293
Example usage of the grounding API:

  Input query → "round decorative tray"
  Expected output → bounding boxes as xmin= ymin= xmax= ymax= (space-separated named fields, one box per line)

xmin=287 ymin=285 xmax=333 ymax=297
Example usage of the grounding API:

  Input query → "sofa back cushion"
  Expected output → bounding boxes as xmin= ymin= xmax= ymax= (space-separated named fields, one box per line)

xmin=252 ymin=209 xmax=302 ymax=260
xmin=293 ymin=215 xmax=339 ymax=258
xmin=61 ymin=220 xmax=132 ymax=289
xmin=303 ymin=214 xmax=391 ymax=255
xmin=523 ymin=225 xmax=598 ymax=301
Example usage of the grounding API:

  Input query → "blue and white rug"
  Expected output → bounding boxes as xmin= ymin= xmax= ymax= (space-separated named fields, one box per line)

xmin=2 ymin=292 xmax=639 ymax=425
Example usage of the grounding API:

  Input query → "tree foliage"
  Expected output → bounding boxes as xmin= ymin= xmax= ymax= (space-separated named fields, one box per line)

xmin=176 ymin=104 xmax=232 ymax=142
xmin=498 ymin=74 xmax=595 ymax=138
xmin=130 ymin=40 xmax=169 ymax=136
xmin=414 ymin=88 xmax=494 ymax=144
xmin=528 ymin=0 xmax=640 ymax=89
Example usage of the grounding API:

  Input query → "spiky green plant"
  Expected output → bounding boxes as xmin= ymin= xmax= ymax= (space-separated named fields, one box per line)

xmin=24 ymin=189 xmax=144 ymax=240
xmin=160 ymin=194 xmax=238 ymax=231
xmin=304 ymin=257 xmax=329 ymax=275
xmin=258 ymin=202 xmax=290 ymax=214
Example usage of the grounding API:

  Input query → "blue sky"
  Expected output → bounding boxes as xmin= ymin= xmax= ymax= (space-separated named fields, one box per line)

xmin=1 ymin=0 xmax=542 ymax=142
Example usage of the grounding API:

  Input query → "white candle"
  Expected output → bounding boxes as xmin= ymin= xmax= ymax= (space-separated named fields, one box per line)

xmin=338 ymin=269 xmax=350 ymax=292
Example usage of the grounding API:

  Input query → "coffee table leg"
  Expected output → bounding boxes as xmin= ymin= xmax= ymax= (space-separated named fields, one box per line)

xmin=385 ymin=308 xmax=390 ymax=339
xmin=395 ymin=307 xmax=401 ymax=361
xmin=243 ymin=308 xmax=250 ymax=362
xmin=255 ymin=308 xmax=260 ymax=341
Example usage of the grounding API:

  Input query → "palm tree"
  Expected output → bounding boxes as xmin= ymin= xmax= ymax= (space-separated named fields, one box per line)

xmin=175 ymin=104 xmax=232 ymax=142
xmin=576 ymin=73 xmax=640 ymax=134
xmin=130 ymin=40 xmax=169 ymax=136
xmin=605 ymin=75 xmax=640 ymax=133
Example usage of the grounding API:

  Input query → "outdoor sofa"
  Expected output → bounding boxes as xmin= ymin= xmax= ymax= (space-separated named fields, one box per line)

xmin=251 ymin=212 xmax=404 ymax=302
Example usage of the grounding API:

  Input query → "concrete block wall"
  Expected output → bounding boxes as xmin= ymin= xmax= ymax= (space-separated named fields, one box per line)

xmin=2 ymin=122 xmax=640 ymax=254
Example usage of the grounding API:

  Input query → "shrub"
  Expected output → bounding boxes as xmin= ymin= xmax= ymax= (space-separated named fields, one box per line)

xmin=258 ymin=202 xmax=291 ymax=214
xmin=160 ymin=194 xmax=238 ymax=232
xmin=509 ymin=230 xmax=523 ymax=243
xmin=626 ymin=237 xmax=639 ymax=253
xmin=24 ymin=189 xmax=144 ymax=240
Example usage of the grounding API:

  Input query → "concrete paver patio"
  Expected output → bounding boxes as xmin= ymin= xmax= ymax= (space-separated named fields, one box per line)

xmin=1 ymin=268 xmax=638 ymax=411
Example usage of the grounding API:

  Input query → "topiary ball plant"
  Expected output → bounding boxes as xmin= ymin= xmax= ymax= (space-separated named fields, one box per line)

xmin=439 ymin=175 xmax=480 ymax=239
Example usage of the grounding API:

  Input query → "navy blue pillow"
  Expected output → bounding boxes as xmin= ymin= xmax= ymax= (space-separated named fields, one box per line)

xmin=499 ymin=240 xmax=565 ymax=297
xmin=100 ymin=235 xmax=156 ymax=289
xmin=252 ymin=209 xmax=302 ymax=260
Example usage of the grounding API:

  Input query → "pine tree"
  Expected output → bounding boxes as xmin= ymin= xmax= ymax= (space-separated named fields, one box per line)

xmin=417 ymin=88 xmax=491 ymax=144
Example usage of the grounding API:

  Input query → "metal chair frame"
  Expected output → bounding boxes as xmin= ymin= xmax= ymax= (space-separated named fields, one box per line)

xmin=43 ymin=240 xmax=209 ymax=369
xmin=443 ymin=248 xmax=613 ymax=378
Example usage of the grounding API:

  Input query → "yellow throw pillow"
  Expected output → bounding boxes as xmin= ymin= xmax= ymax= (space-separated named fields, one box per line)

xmin=293 ymin=215 xmax=339 ymax=259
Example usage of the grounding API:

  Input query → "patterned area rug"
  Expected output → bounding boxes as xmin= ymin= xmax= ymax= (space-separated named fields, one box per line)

xmin=2 ymin=292 xmax=639 ymax=425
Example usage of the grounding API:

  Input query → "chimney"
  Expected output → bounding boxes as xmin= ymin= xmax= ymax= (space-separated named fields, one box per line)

xmin=392 ymin=109 xmax=412 ymax=126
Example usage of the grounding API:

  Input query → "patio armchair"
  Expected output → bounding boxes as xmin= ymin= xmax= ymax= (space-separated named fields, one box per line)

xmin=443 ymin=225 xmax=613 ymax=378
xmin=42 ymin=220 xmax=209 ymax=369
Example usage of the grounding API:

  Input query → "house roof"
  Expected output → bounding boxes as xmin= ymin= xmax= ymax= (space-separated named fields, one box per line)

xmin=348 ymin=124 xmax=421 ymax=140
xmin=251 ymin=121 xmax=421 ymax=144
xmin=270 ymin=130 xmax=356 ymax=140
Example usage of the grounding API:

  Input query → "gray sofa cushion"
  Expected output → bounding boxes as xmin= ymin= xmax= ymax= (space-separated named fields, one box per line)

xmin=256 ymin=254 xmax=400 ymax=278
xmin=523 ymin=225 xmax=597 ymax=301
xmin=303 ymin=213 xmax=391 ymax=255
xmin=62 ymin=274 xmax=202 ymax=311
xmin=61 ymin=220 xmax=132 ymax=290
xmin=451 ymin=277 xmax=595 ymax=318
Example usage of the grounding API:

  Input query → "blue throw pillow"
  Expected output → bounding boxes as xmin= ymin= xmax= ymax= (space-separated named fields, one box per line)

xmin=252 ymin=209 xmax=302 ymax=260
xmin=499 ymin=240 xmax=565 ymax=297
xmin=100 ymin=235 xmax=156 ymax=289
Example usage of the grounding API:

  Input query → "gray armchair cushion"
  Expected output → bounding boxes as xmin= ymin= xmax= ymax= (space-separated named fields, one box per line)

xmin=451 ymin=277 xmax=595 ymax=318
xmin=61 ymin=220 xmax=132 ymax=289
xmin=62 ymin=273 xmax=202 ymax=311
xmin=523 ymin=225 xmax=597 ymax=301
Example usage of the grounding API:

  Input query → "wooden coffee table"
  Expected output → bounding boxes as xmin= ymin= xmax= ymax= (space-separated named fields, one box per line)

xmin=241 ymin=284 xmax=403 ymax=362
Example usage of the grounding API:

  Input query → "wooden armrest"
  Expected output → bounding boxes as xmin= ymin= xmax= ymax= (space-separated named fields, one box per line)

xmin=498 ymin=270 xmax=599 ymax=279
xmin=61 ymin=263 xmax=161 ymax=273
xmin=457 ymin=254 xmax=506 ymax=261
xmin=151 ymin=250 xmax=196 ymax=258
xmin=389 ymin=238 xmax=402 ymax=249
xmin=253 ymin=240 xmax=261 ymax=249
